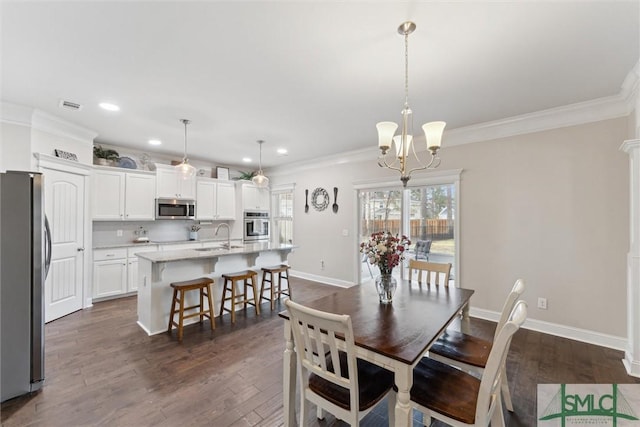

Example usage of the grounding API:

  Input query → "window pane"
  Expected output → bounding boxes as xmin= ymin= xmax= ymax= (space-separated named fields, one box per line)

xmin=408 ymin=184 xmax=456 ymax=283
xmin=359 ymin=189 xmax=403 ymax=280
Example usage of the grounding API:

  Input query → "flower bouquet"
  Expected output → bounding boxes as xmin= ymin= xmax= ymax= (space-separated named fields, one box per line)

xmin=360 ymin=231 xmax=411 ymax=303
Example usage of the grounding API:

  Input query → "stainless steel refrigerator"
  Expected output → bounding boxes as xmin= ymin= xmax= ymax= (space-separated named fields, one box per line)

xmin=1 ymin=171 xmax=51 ymax=402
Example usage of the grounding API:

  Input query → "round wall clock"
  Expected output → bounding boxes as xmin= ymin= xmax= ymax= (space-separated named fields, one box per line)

xmin=311 ymin=187 xmax=330 ymax=211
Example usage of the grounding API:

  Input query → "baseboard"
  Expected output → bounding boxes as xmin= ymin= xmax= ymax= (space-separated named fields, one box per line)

xmin=623 ymin=351 xmax=640 ymax=378
xmin=289 ymin=270 xmax=355 ymax=288
xmin=469 ymin=307 xmax=627 ymax=351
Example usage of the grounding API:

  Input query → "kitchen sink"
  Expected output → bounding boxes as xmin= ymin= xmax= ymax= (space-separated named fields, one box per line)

xmin=194 ymin=247 xmax=225 ymax=252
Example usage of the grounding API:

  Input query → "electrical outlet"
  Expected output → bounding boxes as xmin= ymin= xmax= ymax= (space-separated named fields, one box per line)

xmin=116 ymin=229 xmax=123 ymax=237
xmin=320 ymin=260 xmax=325 ymax=270
xmin=537 ymin=297 xmax=548 ymax=310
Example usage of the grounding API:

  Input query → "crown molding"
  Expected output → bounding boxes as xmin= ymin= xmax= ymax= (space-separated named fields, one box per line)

xmin=1 ymin=101 xmax=97 ymax=143
xmin=270 ymin=62 xmax=639 ymax=175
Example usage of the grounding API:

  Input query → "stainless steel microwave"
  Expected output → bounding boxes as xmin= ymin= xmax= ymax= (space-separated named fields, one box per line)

xmin=156 ymin=198 xmax=195 ymax=220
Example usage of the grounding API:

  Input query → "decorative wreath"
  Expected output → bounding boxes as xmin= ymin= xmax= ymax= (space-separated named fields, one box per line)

xmin=311 ymin=187 xmax=330 ymax=211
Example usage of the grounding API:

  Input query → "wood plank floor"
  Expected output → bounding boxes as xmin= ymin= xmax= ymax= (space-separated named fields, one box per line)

xmin=2 ymin=278 xmax=638 ymax=426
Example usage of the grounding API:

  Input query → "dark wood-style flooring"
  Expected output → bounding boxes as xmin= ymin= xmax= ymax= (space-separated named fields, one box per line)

xmin=2 ymin=278 xmax=638 ymax=426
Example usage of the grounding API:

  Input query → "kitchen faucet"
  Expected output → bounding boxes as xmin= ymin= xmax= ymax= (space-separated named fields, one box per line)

xmin=214 ymin=223 xmax=231 ymax=249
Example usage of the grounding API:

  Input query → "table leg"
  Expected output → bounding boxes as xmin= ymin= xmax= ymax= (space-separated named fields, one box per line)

xmin=283 ymin=319 xmax=296 ymax=427
xmin=394 ymin=365 xmax=413 ymax=427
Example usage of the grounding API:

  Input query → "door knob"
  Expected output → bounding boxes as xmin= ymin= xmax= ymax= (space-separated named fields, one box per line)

xmin=77 ymin=247 xmax=85 ymax=252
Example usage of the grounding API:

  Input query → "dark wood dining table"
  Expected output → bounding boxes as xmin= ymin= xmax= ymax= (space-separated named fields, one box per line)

xmin=280 ymin=280 xmax=474 ymax=427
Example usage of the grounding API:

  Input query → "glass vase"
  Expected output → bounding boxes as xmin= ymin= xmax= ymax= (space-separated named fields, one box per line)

xmin=375 ymin=273 xmax=397 ymax=304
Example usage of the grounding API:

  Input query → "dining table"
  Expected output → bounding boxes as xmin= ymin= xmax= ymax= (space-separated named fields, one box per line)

xmin=280 ymin=280 xmax=474 ymax=427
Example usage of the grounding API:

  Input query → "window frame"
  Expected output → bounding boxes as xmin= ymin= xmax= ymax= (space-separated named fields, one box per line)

xmin=354 ymin=169 xmax=462 ymax=285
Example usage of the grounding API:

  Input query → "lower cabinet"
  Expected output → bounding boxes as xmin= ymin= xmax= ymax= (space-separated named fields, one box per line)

xmin=93 ymin=245 xmax=158 ymax=300
xmin=93 ymin=248 xmax=127 ymax=299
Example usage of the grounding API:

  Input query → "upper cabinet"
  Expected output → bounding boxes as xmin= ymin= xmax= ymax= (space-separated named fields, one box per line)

xmin=196 ymin=178 xmax=236 ymax=220
xmin=92 ymin=168 xmax=156 ymax=221
xmin=241 ymin=183 xmax=270 ymax=211
xmin=155 ymin=164 xmax=196 ymax=199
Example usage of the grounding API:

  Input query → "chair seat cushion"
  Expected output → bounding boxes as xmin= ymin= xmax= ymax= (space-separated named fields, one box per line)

xmin=410 ymin=357 xmax=480 ymax=424
xmin=429 ymin=329 xmax=491 ymax=368
xmin=309 ymin=352 xmax=394 ymax=411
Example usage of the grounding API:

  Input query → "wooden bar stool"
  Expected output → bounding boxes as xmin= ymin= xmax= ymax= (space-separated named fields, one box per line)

xmin=167 ymin=277 xmax=215 ymax=342
xmin=260 ymin=264 xmax=292 ymax=310
xmin=220 ymin=270 xmax=260 ymax=323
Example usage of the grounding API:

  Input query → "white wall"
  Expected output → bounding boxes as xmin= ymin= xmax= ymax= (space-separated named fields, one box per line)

xmin=0 ymin=122 xmax=32 ymax=172
xmin=271 ymin=116 xmax=630 ymax=339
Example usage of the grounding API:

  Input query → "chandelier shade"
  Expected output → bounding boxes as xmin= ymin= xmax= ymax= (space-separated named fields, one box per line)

xmin=376 ymin=21 xmax=446 ymax=187
xmin=175 ymin=118 xmax=196 ymax=179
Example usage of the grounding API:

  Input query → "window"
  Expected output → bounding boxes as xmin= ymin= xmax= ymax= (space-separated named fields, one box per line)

xmin=272 ymin=187 xmax=294 ymax=244
xmin=356 ymin=170 xmax=461 ymax=285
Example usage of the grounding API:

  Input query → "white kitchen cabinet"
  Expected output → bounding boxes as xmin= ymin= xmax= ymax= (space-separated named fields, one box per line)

xmin=196 ymin=178 xmax=236 ymax=220
xmin=93 ymin=246 xmax=159 ymax=299
xmin=242 ymin=183 xmax=270 ymax=211
xmin=155 ymin=164 xmax=196 ymax=199
xmin=92 ymin=168 xmax=156 ymax=221
xmin=93 ymin=248 xmax=127 ymax=298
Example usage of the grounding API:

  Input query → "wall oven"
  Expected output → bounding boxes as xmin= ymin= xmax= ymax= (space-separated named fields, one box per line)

xmin=156 ymin=198 xmax=195 ymax=220
xmin=244 ymin=211 xmax=270 ymax=242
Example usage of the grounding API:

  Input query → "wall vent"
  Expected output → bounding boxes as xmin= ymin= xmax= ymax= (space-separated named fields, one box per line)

xmin=58 ymin=100 xmax=82 ymax=111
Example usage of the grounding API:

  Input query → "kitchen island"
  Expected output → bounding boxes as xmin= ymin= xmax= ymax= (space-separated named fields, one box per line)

xmin=136 ymin=242 xmax=295 ymax=335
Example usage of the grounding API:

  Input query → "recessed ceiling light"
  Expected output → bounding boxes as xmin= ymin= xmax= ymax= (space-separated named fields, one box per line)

xmin=148 ymin=139 xmax=162 ymax=146
xmin=277 ymin=148 xmax=288 ymax=155
xmin=242 ymin=157 xmax=252 ymax=163
xmin=99 ymin=102 xmax=120 ymax=111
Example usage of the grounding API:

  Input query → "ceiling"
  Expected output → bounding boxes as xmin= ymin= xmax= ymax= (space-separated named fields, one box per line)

xmin=1 ymin=1 xmax=638 ymax=169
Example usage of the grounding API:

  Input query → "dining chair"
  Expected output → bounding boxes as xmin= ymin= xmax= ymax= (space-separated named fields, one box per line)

xmin=284 ymin=299 xmax=396 ymax=426
xmin=410 ymin=300 xmax=527 ymax=427
xmin=408 ymin=259 xmax=451 ymax=286
xmin=427 ymin=279 xmax=526 ymax=412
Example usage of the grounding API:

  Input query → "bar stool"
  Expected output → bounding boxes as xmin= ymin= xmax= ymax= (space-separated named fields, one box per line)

xmin=260 ymin=264 xmax=292 ymax=310
xmin=220 ymin=270 xmax=260 ymax=323
xmin=167 ymin=277 xmax=215 ymax=342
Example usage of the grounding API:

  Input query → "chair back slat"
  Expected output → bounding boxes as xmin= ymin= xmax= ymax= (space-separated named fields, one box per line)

xmin=493 ymin=278 xmax=526 ymax=341
xmin=286 ymin=299 xmax=358 ymax=396
xmin=408 ymin=260 xmax=451 ymax=286
xmin=476 ymin=300 xmax=527 ymax=425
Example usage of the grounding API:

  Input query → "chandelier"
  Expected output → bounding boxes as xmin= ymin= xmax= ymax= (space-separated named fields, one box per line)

xmin=377 ymin=21 xmax=446 ymax=187
xmin=252 ymin=140 xmax=269 ymax=188
xmin=175 ymin=118 xmax=196 ymax=179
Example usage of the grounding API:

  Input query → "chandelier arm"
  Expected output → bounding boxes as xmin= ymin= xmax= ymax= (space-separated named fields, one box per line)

xmin=377 ymin=154 xmax=404 ymax=173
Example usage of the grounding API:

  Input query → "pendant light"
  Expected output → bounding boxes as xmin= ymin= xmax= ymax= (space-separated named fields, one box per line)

xmin=252 ymin=140 xmax=269 ymax=188
xmin=175 ymin=118 xmax=196 ymax=179
xmin=376 ymin=21 xmax=445 ymax=187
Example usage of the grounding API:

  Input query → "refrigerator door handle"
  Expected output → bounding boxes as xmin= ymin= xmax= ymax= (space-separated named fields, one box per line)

xmin=44 ymin=215 xmax=52 ymax=279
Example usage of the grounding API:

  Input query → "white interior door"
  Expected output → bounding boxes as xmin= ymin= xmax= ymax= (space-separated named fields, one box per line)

xmin=43 ymin=168 xmax=85 ymax=322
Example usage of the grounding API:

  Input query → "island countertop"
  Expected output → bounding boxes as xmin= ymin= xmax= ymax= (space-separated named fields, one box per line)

xmin=136 ymin=242 xmax=296 ymax=263
xmin=136 ymin=242 xmax=296 ymax=335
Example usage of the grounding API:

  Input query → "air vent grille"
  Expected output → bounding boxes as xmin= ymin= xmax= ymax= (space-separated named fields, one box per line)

xmin=59 ymin=100 xmax=82 ymax=111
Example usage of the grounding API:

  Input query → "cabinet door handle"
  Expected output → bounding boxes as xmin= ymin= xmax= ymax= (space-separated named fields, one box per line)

xmin=106 ymin=254 xmax=115 ymax=257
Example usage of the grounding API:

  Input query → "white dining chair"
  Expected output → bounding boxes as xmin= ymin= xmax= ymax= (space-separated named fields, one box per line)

xmin=410 ymin=300 xmax=527 ymax=427
xmin=428 ymin=278 xmax=525 ymax=412
xmin=408 ymin=259 xmax=451 ymax=286
xmin=285 ymin=299 xmax=396 ymax=426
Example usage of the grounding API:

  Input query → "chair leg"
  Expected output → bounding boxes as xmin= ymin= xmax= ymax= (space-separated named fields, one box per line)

xmin=199 ymin=287 xmax=205 ymax=323
xmin=206 ymin=283 xmax=215 ymax=330
xmin=168 ymin=288 xmax=177 ymax=333
xmin=177 ymin=290 xmax=185 ymax=342
xmin=316 ymin=406 xmax=324 ymax=420
xmin=491 ymin=394 xmax=506 ymax=427
xmin=271 ymin=272 xmax=277 ymax=310
xmin=251 ymin=275 xmax=260 ymax=315
xmin=501 ymin=366 xmax=514 ymax=412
